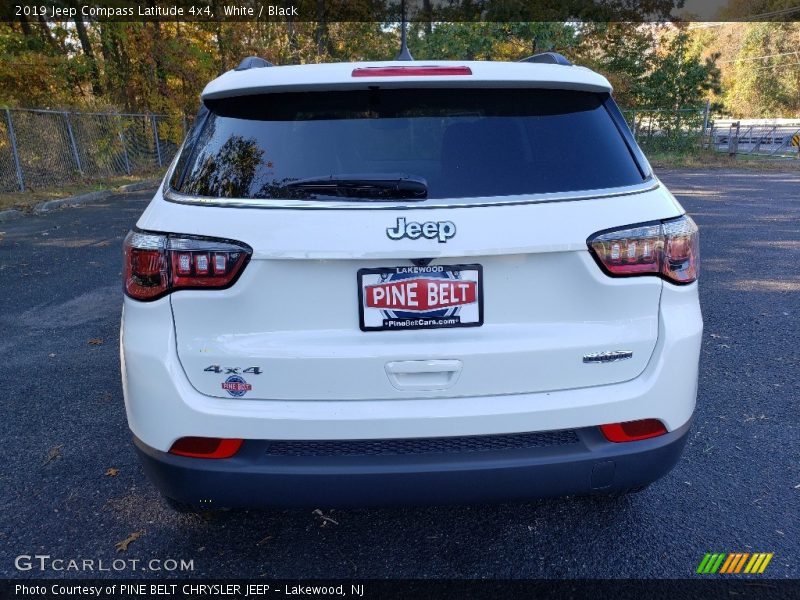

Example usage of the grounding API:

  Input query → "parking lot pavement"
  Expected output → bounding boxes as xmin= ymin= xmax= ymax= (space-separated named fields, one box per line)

xmin=0 ymin=170 xmax=797 ymax=579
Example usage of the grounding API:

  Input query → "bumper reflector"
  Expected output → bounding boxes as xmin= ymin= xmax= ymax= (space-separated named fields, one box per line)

xmin=169 ymin=437 xmax=243 ymax=459
xmin=600 ymin=419 xmax=667 ymax=443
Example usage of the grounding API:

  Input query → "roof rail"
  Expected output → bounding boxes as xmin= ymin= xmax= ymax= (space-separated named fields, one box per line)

xmin=234 ymin=56 xmax=274 ymax=71
xmin=518 ymin=52 xmax=572 ymax=66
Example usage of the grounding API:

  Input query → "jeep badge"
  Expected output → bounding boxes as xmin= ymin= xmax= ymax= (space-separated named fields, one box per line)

xmin=386 ymin=217 xmax=456 ymax=243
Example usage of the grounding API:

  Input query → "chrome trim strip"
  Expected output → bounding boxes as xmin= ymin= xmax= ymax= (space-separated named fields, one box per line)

xmin=163 ymin=179 xmax=660 ymax=211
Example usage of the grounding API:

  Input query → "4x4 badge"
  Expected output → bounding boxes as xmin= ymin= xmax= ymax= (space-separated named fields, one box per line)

xmin=386 ymin=217 xmax=456 ymax=243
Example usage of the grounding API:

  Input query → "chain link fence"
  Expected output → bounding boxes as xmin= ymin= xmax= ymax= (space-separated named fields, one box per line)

xmin=621 ymin=107 xmax=710 ymax=152
xmin=0 ymin=108 xmax=186 ymax=193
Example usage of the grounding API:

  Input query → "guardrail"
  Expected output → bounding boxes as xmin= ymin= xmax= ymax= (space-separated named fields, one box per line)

xmin=708 ymin=120 xmax=800 ymax=158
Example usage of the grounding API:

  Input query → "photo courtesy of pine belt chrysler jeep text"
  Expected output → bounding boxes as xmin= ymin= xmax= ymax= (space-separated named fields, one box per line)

xmin=120 ymin=53 xmax=701 ymax=511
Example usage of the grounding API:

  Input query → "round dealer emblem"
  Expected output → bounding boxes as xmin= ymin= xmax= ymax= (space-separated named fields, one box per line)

xmin=221 ymin=375 xmax=252 ymax=397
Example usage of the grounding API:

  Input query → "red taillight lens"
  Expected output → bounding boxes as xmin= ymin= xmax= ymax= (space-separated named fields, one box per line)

xmin=123 ymin=231 xmax=251 ymax=301
xmin=351 ymin=66 xmax=473 ymax=77
xmin=661 ymin=217 xmax=699 ymax=283
xmin=124 ymin=232 xmax=169 ymax=300
xmin=167 ymin=236 xmax=250 ymax=290
xmin=600 ymin=419 xmax=668 ymax=443
xmin=587 ymin=215 xmax=699 ymax=284
xmin=169 ymin=437 xmax=243 ymax=459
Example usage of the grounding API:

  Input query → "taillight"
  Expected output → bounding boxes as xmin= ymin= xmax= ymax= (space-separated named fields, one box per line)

xmin=587 ymin=215 xmax=699 ymax=284
xmin=169 ymin=437 xmax=243 ymax=459
xmin=600 ymin=419 xmax=667 ymax=443
xmin=123 ymin=232 xmax=169 ymax=300
xmin=124 ymin=230 xmax=251 ymax=301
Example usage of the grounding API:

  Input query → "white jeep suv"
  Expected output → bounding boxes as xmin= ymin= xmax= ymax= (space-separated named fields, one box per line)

xmin=120 ymin=54 xmax=701 ymax=510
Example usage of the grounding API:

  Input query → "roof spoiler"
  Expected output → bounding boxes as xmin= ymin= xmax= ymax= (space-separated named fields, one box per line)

xmin=518 ymin=52 xmax=572 ymax=66
xmin=234 ymin=56 xmax=274 ymax=71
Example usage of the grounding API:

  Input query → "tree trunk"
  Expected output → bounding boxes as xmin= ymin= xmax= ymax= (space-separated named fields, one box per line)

xmin=212 ymin=0 xmax=227 ymax=73
xmin=315 ymin=0 xmax=329 ymax=58
xmin=101 ymin=24 xmax=131 ymax=110
xmin=68 ymin=0 xmax=103 ymax=96
xmin=287 ymin=20 xmax=299 ymax=65
xmin=18 ymin=15 xmax=33 ymax=37
xmin=422 ymin=0 xmax=433 ymax=36
xmin=36 ymin=17 xmax=65 ymax=53
xmin=99 ymin=23 xmax=113 ymax=92
xmin=148 ymin=1 xmax=168 ymax=96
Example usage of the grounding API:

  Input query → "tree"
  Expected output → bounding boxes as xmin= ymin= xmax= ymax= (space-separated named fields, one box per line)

xmin=627 ymin=28 xmax=721 ymax=149
xmin=2 ymin=17 xmax=798 ymax=120
xmin=408 ymin=22 xmax=578 ymax=62
xmin=642 ymin=29 xmax=721 ymax=111
xmin=723 ymin=23 xmax=800 ymax=117
xmin=67 ymin=0 xmax=103 ymax=96
xmin=573 ymin=23 xmax=658 ymax=108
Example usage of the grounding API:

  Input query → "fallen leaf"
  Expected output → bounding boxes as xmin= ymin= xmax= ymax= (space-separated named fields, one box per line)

xmin=105 ymin=468 xmax=119 ymax=477
xmin=312 ymin=508 xmax=339 ymax=527
xmin=115 ymin=530 xmax=144 ymax=552
xmin=88 ymin=339 xmax=104 ymax=345
xmin=42 ymin=445 xmax=63 ymax=466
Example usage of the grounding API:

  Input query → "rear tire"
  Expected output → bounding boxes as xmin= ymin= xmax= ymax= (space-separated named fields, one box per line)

xmin=163 ymin=497 xmax=200 ymax=514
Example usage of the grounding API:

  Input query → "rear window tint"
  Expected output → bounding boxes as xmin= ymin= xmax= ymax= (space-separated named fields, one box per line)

xmin=172 ymin=89 xmax=645 ymax=201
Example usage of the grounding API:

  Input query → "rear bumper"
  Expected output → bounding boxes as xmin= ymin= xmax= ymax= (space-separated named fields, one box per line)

xmin=134 ymin=419 xmax=691 ymax=508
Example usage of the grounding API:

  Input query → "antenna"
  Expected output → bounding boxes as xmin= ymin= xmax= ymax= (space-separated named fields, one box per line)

xmin=395 ymin=0 xmax=414 ymax=61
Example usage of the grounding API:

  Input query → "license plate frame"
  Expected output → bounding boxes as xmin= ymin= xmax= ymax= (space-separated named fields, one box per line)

xmin=357 ymin=264 xmax=484 ymax=332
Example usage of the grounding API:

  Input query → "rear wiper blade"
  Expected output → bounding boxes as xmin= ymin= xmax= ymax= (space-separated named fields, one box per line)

xmin=285 ymin=173 xmax=427 ymax=200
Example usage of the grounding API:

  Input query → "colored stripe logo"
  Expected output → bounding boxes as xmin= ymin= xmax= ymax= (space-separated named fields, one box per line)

xmin=697 ymin=553 xmax=773 ymax=574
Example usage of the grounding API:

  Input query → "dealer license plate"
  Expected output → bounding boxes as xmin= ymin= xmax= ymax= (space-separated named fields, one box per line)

xmin=357 ymin=264 xmax=483 ymax=332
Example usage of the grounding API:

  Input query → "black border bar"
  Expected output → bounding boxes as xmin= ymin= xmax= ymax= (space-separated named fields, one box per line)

xmin=3 ymin=579 xmax=800 ymax=600
xmin=4 ymin=0 xmax=800 ymax=23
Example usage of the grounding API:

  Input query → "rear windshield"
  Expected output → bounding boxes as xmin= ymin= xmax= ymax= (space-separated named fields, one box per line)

xmin=171 ymin=89 xmax=645 ymax=201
